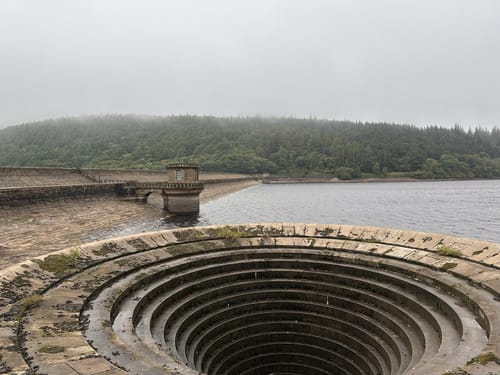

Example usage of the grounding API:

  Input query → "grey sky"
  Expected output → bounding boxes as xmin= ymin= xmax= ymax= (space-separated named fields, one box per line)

xmin=1 ymin=0 xmax=499 ymax=128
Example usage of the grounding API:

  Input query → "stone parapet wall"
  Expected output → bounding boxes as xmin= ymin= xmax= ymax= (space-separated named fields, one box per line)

xmin=81 ymin=168 xmax=168 ymax=183
xmin=0 ymin=183 xmax=124 ymax=205
xmin=0 ymin=167 xmax=93 ymax=187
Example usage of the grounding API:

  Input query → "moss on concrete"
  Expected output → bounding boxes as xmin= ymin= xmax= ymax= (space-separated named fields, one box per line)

xmin=359 ymin=238 xmax=378 ymax=244
xmin=39 ymin=345 xmax=65 ymax=354
xmin=466 ymin=352 xmax=500 ymax=365
xmin=437 ymin=245 xmax=463 ymax=258
xmin=441 ymin=369 xmax=471 ymax=375
xmin=126 ymin=238 xmax=149 ymax=251
xmin=172 ymin=229 xmax=205 ymax=242
xmin=16 ymin=294 xmax=43 ymax=320
xmin=217 ymin=226 xmax=242 ymax=242
xmin=93 ymin=242 xmax=123 ymax=256
xmin=33 ymin=249 xmax=79 ymax=276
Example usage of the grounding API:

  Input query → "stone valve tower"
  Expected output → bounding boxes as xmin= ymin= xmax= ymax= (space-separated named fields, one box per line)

xmin=124 ymin=163 xmax=204 ymax=215
xmin=164 ymin=163 xmax=204 ymax=214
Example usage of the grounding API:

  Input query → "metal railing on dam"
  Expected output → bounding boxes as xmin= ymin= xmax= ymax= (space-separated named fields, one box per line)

xmin=130 ymin=181 xmax=205 ymax=190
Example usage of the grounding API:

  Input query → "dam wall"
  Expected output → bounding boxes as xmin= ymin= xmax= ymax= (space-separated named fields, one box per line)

xmin=0 ymin=183 xmax=124 ymax=204
xmin=79 ymin=168 xmax=251 ymax=183
xmin=0 ymin=223 xmax=498 ymax=375
xmin=0 ymin=167 xmax=255 ymax=204
xmin=78 ymin=168 xmax=170 ymax=183
xmin=0 ymin=166 xmax=93 ymax=187
xmin=0 ymin=167 xmax=253 ymax=187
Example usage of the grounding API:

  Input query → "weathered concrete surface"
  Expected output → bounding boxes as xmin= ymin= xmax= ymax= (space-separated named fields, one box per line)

xmin=0 ymin=224 xmax=499 ymax=375
xmin=0 ymin=196 xmax=163 ymax=269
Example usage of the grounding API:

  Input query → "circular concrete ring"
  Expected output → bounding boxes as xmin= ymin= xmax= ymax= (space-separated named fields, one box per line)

xmin=0 ymin=223 xmax=499 ymax=375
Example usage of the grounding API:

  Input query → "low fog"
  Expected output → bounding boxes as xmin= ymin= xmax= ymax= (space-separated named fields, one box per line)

xmin=1 ymin=0 xmax=499 ymax=128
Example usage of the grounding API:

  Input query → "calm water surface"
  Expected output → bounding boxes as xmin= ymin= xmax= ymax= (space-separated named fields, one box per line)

xmin=103 ymin=180 xmax=500 ymax=243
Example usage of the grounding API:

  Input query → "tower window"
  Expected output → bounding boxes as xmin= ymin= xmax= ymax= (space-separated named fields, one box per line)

xmin=175 ymin=169 xmax=184 ymax=181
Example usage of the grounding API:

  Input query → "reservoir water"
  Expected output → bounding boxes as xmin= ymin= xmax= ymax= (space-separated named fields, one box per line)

xmin=104 ymin=179 xmax=500 ymax=243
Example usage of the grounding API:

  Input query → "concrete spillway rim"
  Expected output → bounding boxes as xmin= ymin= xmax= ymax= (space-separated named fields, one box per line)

xmin=0 ymin=223 xmax=499 ymax=375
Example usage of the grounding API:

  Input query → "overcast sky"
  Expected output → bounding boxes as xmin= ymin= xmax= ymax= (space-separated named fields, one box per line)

xmin=1 ymin=0 xmax=499 ymax=128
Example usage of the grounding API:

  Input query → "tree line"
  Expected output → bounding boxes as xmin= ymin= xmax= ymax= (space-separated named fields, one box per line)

xmin=0 ymin=114 xmax=499 ymax=179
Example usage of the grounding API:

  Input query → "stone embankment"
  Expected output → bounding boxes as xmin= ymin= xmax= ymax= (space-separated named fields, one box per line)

xmin=0 ymin=223 xmax=499 ymax=375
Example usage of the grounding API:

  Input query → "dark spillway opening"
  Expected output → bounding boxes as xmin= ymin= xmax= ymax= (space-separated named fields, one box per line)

xmin=147 ymin=251 xmax=464 ymax=375
xmin=84 ymin=248 xmax=485 ymax=375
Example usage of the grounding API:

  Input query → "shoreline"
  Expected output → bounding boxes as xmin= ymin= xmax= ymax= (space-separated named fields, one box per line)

xmin=262 ymin=176 xmax=500 ymax=184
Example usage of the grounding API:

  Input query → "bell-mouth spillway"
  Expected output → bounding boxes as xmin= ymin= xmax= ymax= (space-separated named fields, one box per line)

xmin=1 ymin=223 xmax=499 ymax=375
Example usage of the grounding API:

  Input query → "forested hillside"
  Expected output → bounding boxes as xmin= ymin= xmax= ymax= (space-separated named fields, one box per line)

xmin=1 ymin=115 xmax=500 ymax=179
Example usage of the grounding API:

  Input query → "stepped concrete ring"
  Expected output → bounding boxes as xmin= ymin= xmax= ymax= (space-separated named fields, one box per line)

xmin=1 ymin=223 xmax=500 ymax=375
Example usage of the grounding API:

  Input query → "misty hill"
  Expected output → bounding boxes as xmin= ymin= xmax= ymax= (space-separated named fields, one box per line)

xmin=1 ymin=115 xmax=500 ymax=179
